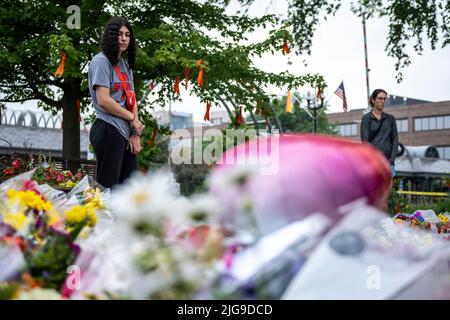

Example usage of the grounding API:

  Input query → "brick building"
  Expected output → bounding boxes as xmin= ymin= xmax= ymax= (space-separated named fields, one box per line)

xmin=326 ymin=98 xmax=450 ymax=160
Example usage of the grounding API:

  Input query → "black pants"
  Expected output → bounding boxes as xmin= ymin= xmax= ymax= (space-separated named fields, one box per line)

xmin=89 ymin=119 xmax=137 ymax=188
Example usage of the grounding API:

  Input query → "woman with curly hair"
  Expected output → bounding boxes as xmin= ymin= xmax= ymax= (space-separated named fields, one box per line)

xmin=88 ymin=17 xmax=143 ymax=188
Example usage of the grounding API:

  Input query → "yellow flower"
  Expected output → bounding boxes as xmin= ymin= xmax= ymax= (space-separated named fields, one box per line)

xmin=42 ymin=201 xmax=53 ymax=212
xmin=6 ymin=189 xmax=52 ymax=213
xmin=65 ymin=205 xmax=87 ymax=224
xmin=438 ymin=214 xmax=448 ymax=224
xmin=64 ymin=205 xmax=97 ymax=227
xmin=3 ymin=211 xmax=27 ymax=231
xmin=86 ymin=207 xmax=97 ymax=227
xmin=47 ymin=209 xmax=60 ymax=226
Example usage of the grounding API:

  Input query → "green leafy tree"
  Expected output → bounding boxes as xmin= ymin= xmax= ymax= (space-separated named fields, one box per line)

xmin=230 ymin=0 xmax=450 ymax=82
xmin=0 ymin=0 xmax=324 ymax=160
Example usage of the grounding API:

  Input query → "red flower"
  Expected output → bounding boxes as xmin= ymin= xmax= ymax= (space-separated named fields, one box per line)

xmin=3 ymin=168 xmax=14 ymax=175
xmin=45 ymin=175 xmax=51 ymax=181
xmin=12 ymin=159 xmax=20 ymax=170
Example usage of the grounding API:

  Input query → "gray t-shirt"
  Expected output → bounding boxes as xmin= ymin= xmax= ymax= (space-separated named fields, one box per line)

xmin=88 ymin=52 xmax=135 ymax=140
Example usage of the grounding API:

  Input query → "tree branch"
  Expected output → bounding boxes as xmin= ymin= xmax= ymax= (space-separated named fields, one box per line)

xmin=29 ymin=83 xmax=61 ymax=108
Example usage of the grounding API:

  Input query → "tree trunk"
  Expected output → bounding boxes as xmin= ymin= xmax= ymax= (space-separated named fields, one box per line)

xmin=62 ymin=77 xmax=81 ymax=161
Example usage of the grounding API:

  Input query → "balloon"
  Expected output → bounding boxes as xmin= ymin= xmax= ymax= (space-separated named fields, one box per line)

xmin=209 ymin=134 xmax=391 ymax=234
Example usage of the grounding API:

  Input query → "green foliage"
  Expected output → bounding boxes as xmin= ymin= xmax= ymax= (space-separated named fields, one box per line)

xmin=388 ymin=178 xmax=408 ymax=215
xmin=233 ymin=0 xmax=450 ymax=83
xmin=136 ymin=112 xmax=171 ymax=171
xmin=0 ymin=282 xmax=19 ymax=300
xmin=0 ymin=0 xmax=325 ymax=159
xmin=25 ymin=232 xmax=78 ymax=289
xmin=267 ymin=93 xmax=338 ymax=134
xmin=172 ymin=163 xmax=210 ymax=196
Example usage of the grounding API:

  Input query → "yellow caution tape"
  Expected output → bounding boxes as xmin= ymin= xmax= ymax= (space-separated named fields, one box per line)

xmin=396 ymin=190 xmax=449 ymax=197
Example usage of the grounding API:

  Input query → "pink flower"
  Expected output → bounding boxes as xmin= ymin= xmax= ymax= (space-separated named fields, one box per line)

xmin=56 ymin=173 xmax=65 ymax=183
xmin=12 ymin=159 xmax=20 ymax=170
xmin=45 ymin=175 xmax=52 ymax=181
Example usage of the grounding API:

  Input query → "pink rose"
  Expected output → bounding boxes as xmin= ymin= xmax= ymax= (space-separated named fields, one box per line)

xmin=12 ymin=159 xmax=20 ymax=170
xmin=56 ymin=173 xmax=64 ymax=183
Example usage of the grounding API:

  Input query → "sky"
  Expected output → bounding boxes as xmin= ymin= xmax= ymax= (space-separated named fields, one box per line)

xmin=5 ymin=0 xmax=450 ymax=122
xmin=170 ymin=0 xmax=450 ymax=120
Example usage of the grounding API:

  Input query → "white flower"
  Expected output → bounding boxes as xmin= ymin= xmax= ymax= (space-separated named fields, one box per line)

xmin=207 ymin=163 xmax=258 ymax=191
xmin=17 ymin=288 xmax=63 ymax=300
xmin=111 ymin=170 xmax=177 ymax=225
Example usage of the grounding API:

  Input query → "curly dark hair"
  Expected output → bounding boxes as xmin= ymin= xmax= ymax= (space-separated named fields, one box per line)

xmin=101 ymin=17 xmax=136 ymax=69
xmin=369 ymin=89 xmax=388 ymax=108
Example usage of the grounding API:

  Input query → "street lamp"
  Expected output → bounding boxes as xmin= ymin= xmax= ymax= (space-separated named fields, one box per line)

xmin=304 ymin=91 xmax=325 ymax=134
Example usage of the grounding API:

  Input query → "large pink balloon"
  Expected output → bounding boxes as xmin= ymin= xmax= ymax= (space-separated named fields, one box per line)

xmin=210 ymin=134 xmax=391 ymax=233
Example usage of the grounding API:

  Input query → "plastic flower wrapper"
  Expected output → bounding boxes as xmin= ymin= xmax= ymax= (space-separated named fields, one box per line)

xmin=281 ymin=200 xmax=450 ymax=300
xmin=67 ymin=171 xmax=226 ymax=300
xmin=65 ymin=175 xmax=110 ymax=217
xmin=0 ymin=243 xmax=26 ymax=283
xmin=0 ymin=169 xmax=35 ymax=195
xmin=0 ymin=173 xmax=95 ymax=292
xmin=209 ymin=212 xmax=332 ymax=299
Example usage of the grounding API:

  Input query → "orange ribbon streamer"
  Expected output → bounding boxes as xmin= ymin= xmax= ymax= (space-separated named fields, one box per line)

xmin=237 ymin=107 xmax=243 ymax=125
xmin=185 ymin=68 xmax=191 ymax=90
xmin=174 ymin=76 xmax=180 ymax=95
xmin=197 ymin=59 xmax=204 ymax=87
xmin=76 ymin=99 xmax=81 ymax=122
xmin=149 ymin=127 xmax=158 ymax=146
xmin=317 ymin=87 xmax=322 ymax=99
xmin=203 ymin=101 xmax=211 ymax=121
xmin=282 ymin=34 xmax=289 ymax=55
xmin=54 ymin=51 xmax=66 ymax=77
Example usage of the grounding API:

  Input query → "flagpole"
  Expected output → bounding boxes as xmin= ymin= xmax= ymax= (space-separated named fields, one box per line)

xmin=362 ymin=13 xmax=371 ymax=106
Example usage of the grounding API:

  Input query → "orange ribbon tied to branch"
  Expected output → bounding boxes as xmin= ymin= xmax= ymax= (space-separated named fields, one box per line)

xmin=197 ymin=59 xmax=204 ymax=88
xmin=203 ymin=101 xmax=211 ymax=121
xmin=316 ymin=87 xmax=322 ymax=99
xmin=76 ymin=99 xmax=81 ymax=122
xmin=149 ymin=127 xmax=158 ymax=146
xmin=185 ymin=67 xmax=191 ymax=90
xmin=282 ymin=33 xmax=289 ymax=55
xmin=174 ymin=76 xmax=180 ymax=95
xmin=237 ymin=107 xmax=243 ymax=125
xmin=54 ymin=51 xmax=66 ymax=77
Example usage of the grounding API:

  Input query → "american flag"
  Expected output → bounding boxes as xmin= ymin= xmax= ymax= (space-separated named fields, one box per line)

xmin=334 ymin=81 xmax=348 ymax=112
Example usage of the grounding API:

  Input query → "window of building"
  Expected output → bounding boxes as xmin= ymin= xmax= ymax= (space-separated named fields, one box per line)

xmin=445 ymin=115 xmax=450 ymax=129
xmin=338 ymin=123 xmax=357 ymax=137
xmin=396 ymin=119 xmax=408 ymax=132
xmin=429 ymin=117 xmax=436 ymax=130
xmin=414 ymin=115 xmax=450 ymax=131
xmin=415 ymin=118 xmax=422 ymax=131
xmin=437 ymin=146 xmax=450 ymax=160
xmin=422 ymin=117 xmax=429 ymax=131
xmin=436 ymin=116 xmax=444 ymax=130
